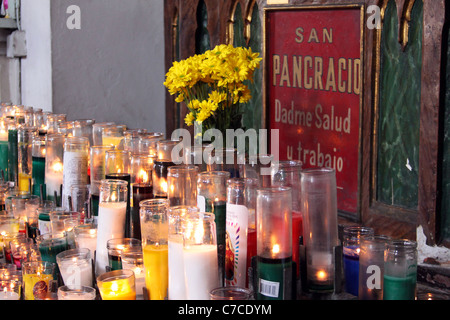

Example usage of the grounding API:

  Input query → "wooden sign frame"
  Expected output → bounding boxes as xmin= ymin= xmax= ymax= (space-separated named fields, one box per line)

xmin=263 ymin=4 xmax=365 ymax=219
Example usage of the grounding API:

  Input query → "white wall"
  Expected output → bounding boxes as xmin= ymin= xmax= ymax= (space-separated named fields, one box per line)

xmin=20 ymin=0 xmax=53 ymax=111
xmin=50 ymin=0 xmax=166 ymax=133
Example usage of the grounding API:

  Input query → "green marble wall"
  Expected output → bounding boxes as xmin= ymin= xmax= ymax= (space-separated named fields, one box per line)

xmin=441 ymin=25 xmax=450 ymax=241
xmin=377 ymin=0 xmax=423 ymax=209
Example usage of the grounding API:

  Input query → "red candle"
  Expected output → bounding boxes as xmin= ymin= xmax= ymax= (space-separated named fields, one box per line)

xmin=292 ymin=210 xmax=303 ymax=277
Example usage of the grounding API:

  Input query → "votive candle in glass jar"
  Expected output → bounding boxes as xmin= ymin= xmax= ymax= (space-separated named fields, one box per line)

xmin=46 ymin=114 xmax=67 ymax=135
xmin=271 ymin=160 xmax=303 ymax=278
xmin=95 ymin=179 xmax=128 ymax=275
xmin=0 ymin=280 xmax=21 ymax=300
xmin=343 ymin=226 xmax=374 ymax=296
xmin=36 ymin=232 xmax=68 ymax=276
xmin=300 ymin=168 xmax=340 ymax=293
xmin=139 ymin=199 xmax=169 ymax=300
xmin=97 ymin=269 xmax=136 ymax=300
xmin=256 ymin=187 xmax=293 ymax=300
xmin=31 ymin=135 xmax=46 ymax=198
xmin=22 ymin=261 xmax=55 ymax=300
xmin=182 ymin=212 xmax=219 ymax=300
xmin=106 ymin=238 xmax=141 ymax=271
xmin=225 ymin=178 xmax=254 ymax=288
xmin=18 ymin=126 xmax=39 ymax=192
xmin=156 ymin=139 xmax=180 ymax=162
xmin=72 ymin=119 xmax=95 ymax=148
xmin=102 ymin=124 xmax=127 ymax=150
xmin=73 ymin=223 xmax=97 ymax=255
xmin=383 ymin=239 xmax=417 ymax=300
xmin=152 ymin=159 xmax=175 ymax=199
xmin=167 ymin=205 xmax=199 ymax=300
xmin=56 ymin=248 xmax=93 ymax=287
xmin=197 ymin=171 xmax=230 ymax=286
xmin=167 ymin=165 xmax=199 ymax=207
xmin=121 ymin=249 xmax=145 ymax=300
xmin=62 ymin=137 xmax=89 ymax=211
xmin=358 ymin=235 xmax=391 ymax=300
xmin=45 ymin=133 xmax=65 ymax=204
xmin=92 ymin=122 xmax=115 ymax=146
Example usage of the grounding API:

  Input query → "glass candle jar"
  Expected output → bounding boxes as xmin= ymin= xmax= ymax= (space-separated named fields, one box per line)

xmin=7 ymin=123 xmax=19 ymax=186
xmin=56 ymin=248 xmax=93 ymax=287
xmin=62 ymin=137 xmax=89 ymax=211
xmin=95 ymin=179 xmax=128 ymax=275
xmin=97 ymin=269 xmax=136 ymax=300
xmin=72 ymin=119 xmax=95 ymax=147
xmin=167 ymin=205 xmax=199 ymax=300
xmin=157 ymin=139 xmax=180 ymax=162
xmin=46 ymin=114 xmax=67 ymax=134
xmin=31 ymin=135 xmax=46 ymax=198
xmin=92 ymin=122 xmax=115 ymax=146
xmin=36 ymin=232 xmax=68 ymax=275
xmin=139 ymin=199 xmax=169 ymax=300
xmin=57 ymin=285 xmax=97 ymax=300
xmin=383 ymin=239 xmax=417 ymax=300
xmin=225 ymin=178 xmax=254 ymax=288
xmin=45 ymin=133 xmax=65 ymax=204
xmin=22 ymin=261 xmax=55 ymax=300
xmin=271 ymin=160 xmax=303 ymax=278
xmin=138 ymin=132 xmax=164 ymax=156
xmin=73 ymin=223 xmax=98 ymax=255
xmin=152 ymin=159 xmax=175 ymax=198
xmin=182 ymin=212 xmax=219 ymax=300
xmin=0 ymin=280 xmax=21 ymax=300
xmin=121 ymin=249 xmax=145 ymax=300
xmin=256 ymin=187 xmax=293 ymax=300
xmin=0 ymin=118 xmax=11 ymax=180
xmin=106 ymin=238 xmax=141 ymax=271
xmin=300 ymin=168 xmax=340 ymax=293
xmin=343 ymin=226 xmax=375 ymax=296
xmin=102 ymin=124 xmax=127 ymax=150
xmin=358 ymin=235 xmax=391 ymax=300
xmin=197 ymin=171 xmax=230 ymax=286
xmin=207 ymin=148 xmax=241 ymax=178
xmin=210 ymin=286 xmax=253 ymax=300
xmin=167 ymin=165 xmax=199 ymax=207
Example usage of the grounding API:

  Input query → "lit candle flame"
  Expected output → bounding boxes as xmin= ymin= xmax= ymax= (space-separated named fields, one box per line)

xmin=139 ymin=169 xmax=149 ymax=184
xmin=52 ymin=161 xmax=63 ymax=173
xmin=316 ymin=270 xmax=328 ymax=281
xmin=161 ymin=181 xmax=168 ymax=193
xmin=272 ymin=244 xmax=280 ymax=255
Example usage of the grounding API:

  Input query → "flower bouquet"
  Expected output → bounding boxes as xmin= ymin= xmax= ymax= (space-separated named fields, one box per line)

xmin=164 ymin=44 xmax=262 ymax=144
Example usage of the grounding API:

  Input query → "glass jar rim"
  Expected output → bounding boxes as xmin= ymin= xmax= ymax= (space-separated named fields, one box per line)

xmin=256 ymin=186 xmax=292 ymax=195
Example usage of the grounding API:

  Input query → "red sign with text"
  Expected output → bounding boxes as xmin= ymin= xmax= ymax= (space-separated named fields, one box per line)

xmin=266 ymin=7 xmax=363 ymax=214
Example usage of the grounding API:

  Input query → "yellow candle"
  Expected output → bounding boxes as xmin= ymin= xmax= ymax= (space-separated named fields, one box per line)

xmin=97 ymin=270 xmax=136 ymax=300
xmin=103 ymin=136 xmax=124 ymax=149
xmin=23 ymin=273 xmax=54 ymax=300
xmin=143 ymin=244 xmax=168 ymax=300
xmin=18 ymin=173 xmax=32 ymax=192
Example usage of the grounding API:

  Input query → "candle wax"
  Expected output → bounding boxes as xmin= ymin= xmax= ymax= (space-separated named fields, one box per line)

xmin=183 ymin=244 xmax=219 ymax=300
xmin=143 ymin=244 xmax=168 ymax=300
xmin=343 ymin=245 xmax=360 ymax=296
xmin=18 ymin=173 xmax=31 ymax=192
xmin=99 ymin=278 xmax=136 ymax=300
xmin=59 ymin=259 xmax=93 ymax=287
xmin=168 ymin=238 xmax=186 ymax=300
xmin=383 ymin=273 xmax=417 ymax=300
xmin=292 ymin=211 xmax=303 ymax=277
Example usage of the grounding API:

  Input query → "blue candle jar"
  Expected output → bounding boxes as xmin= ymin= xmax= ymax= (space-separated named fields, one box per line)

xmin=343 ymin=226 xmax=374 ymax=296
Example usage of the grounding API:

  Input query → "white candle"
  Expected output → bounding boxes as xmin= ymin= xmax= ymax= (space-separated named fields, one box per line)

xmin=95 ymin=202 xmax=127 ymax=275
xmin=183 ymin=244 xmax=219 ymax=300
xmin=46 ymin=171 xmax=63 ymax=199
xmin=0 ymin=291 xmax=20 ymax=300
xmin=75 ymin=233 xmax=97 ymax=256
xmin=62 ymin=151 xmax=88 ymax=210
xmin=168 ymin=238 xmax=186 ymax=300
xmin=59 ymin=258 xmax=93 ymax=287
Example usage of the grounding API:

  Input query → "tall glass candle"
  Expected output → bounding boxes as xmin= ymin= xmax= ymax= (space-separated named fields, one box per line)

xmin=7 ymin=124 xmax=18 ymax=185
xmin=105 ymin=150 xmax=132 ymax=237
xmin=31 ymin=135 xmax=46 ymax=198
xmin=0 ymin=118 xmax=11 ymax=179
xmin=72 ymin=119 xmax=95 ymax=148
xmin=102 ymin=124 xmax=127 ymax=150
xmin=167 ymin=205 xmax=199 ymax=300
xmin=62 ymin=137 xmax=89 ymax=211
xmin=95 ymin=179 xmax=128 ymax=275
xmin=92 ymin=122 xmax=115 ymax=146
xmin=22 ymin=261 xmax=55 ymax=300
xmin=256 ymin=187 xmax=293 ymax=300
xmin=140 ymin=199 xmax=169 ymax=300
xmin=130 ymin=154 xmax=154 ymax=239
xmin=197 ymin=171 xmax=230 ymax=286
xmin=182 ymin=212 xmax=219 ymax=300
xmin=167 ymin=165 xmax=199 ymax=207
xmin=36 ymin=232 xmax=68 ymax=276
xmin=225 ymin=178 xmax=254 ymax=288
xmin=45 ymin=134 xmax=65 ymax=203
xmin=90 ymin=145 xmax=115 ymax=220
xmin=383 ymin=239 xmax=417 ymax=300
xmin=343 ymin=226 xmax=374 ymax=296
xmin=56 ymin=248 xmax=93 ymax=287
xmin=46 ymin=114 xmax=66 ymax=134
xmin=271 ymin=160 xmax=303 ymax=278
xmin=300 ymin=168 xmax=340 ymax=293
xmin=358 ymin=235 xmax=390 ymax=300
xmin=73 ymin=223 xmax=98 ymax=255
xmin=152 ymin=160 xmax=175 ymax=198
xmin=17 ymin=127 xmax=39 ymax=193
xmin=97 ymin=269 xmax=136 ymax=300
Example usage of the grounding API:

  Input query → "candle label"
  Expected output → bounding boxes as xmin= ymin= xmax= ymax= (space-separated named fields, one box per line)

xmin=259 ymin=279 xmax=280 ymax=298
xmin=225 ymin=203 xmax=248 ymax=287
xmin=62 ymin=151 xmax=88 ymax=209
